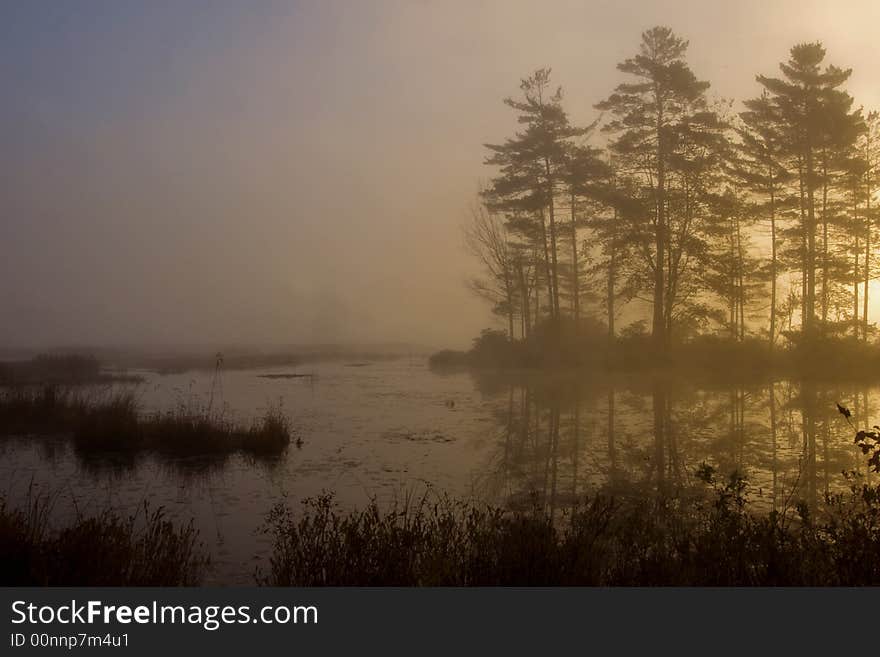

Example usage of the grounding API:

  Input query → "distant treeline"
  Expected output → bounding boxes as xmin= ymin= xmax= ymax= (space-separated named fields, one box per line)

xmin=0 ymin=346 xmax=427 ymax=380
xmin=137 ymin=350 xmax=416 ymax=374
xmin=467 ymin=26 xmax=879 ymax=359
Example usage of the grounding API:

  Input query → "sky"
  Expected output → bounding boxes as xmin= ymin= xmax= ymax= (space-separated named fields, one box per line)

xmin=1 ymin=0 xmax=879 ymax=350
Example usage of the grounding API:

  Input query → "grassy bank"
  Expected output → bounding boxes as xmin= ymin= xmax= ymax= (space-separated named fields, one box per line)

xmin=0 ymin=495 xmax=207 ymax=585
xmin=259 ymin=469 xmax=880 ymax=586
xmin=431 ymin=326 xmax=880 ymax=382
xmin=0 ymin=386 xmax=293 ymax=466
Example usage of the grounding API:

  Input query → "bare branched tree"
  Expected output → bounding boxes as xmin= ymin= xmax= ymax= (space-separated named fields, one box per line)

xmin=463 ymin=201 xmax=517 ymax=339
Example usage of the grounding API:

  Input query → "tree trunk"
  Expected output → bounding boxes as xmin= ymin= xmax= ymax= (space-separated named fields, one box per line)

xmin=538 ymin=209 xmax=554 ymax=321
xmin=504 ymin=270 xmax=515 ymax=341
xmin=805 ymin=144 xmax=817 ymax=336
xmin=798 ymin=158 xmax=808 ymax=332
xmin=534 ymin=275 xmax=541 ymax=328
xmin=854 ymin=235 xmax=860 ymax=338
xmin=865 ymin=157 xmax=872 ymax=342
xmin=653 ymin=106 xmax=667 ymax=354
xmin=769 ymin=167 xmax=777 ymax=350
xmin=570 ymin=189 xmax=579 ymax=327
xmin=729 ymin=214 xmax=737 ymax=339
xmin=736 ymin=212 xmax=746 ymax=340
xmin=854 ymin=192 xmax=860 ymax=339
xmin=607 ymin=210 xmax=617 ymax=345
xmin=545 ymin=159 xmax=560 ymax=320
xmin=820 ymin=151 xmax=829 ymax=331
xmin=518 ymin=262 xmax=531 ymax=339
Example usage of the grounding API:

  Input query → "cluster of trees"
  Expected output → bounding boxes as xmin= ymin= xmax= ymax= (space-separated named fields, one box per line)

xmin=466 ymin=26 xmax=880 ymax=355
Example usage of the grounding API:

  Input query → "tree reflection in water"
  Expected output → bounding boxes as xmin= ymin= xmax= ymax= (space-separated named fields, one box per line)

xmin=472 ymin=371 xmax=872 ymax=513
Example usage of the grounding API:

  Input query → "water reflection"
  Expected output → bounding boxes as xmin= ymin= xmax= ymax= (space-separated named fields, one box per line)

xmin=2 ymin=360 xmax=878 ymax=583
xmin=475 ymin=373 xmax=873 ymax=511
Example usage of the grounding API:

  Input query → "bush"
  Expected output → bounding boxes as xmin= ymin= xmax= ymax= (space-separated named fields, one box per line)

xmin=470 ymin=328 xmax=518 ymax=367
xmin=427 ymin=349 xmax=470 ymax=370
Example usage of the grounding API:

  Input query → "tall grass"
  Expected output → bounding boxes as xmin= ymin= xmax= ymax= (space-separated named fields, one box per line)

xmin=0 ymin=493 xmax=208 ymax=585
xmin=258 ymin=469 xmax=880 ymax=586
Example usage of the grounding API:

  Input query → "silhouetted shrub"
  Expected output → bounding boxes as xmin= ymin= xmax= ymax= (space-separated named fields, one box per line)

xmin=470 ymin=328 xmax=518 ymax=367
xmin=428 ymin=349 xmax=470 ymax=370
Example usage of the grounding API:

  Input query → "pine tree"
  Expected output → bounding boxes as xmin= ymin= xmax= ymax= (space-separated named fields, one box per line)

xmin=483 ymin=69 xmax=587 ymax=324
xmin=596 ymin=26 xmax=719 ymax=351
xmin=756 ymin=42 xmax=859 ymax=337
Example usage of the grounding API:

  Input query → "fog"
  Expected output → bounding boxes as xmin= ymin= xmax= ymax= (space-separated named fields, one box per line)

xmin=2 ymin=0 xmax=878 ymax=350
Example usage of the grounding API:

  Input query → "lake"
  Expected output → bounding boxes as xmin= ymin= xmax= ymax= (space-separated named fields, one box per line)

xmin=0 ymin=357 xmax=873 ymax=584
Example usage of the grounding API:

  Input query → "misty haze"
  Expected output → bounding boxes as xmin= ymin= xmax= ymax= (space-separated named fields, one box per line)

xmin=3 ymin=1 xmax=880 ymax=587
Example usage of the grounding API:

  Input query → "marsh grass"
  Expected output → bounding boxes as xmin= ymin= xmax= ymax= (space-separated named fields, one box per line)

xmin=0 ymin=386 xmax=293 ymax=468
xmin=259 ymin=469 xmax=880 ymax=586
xmin=0 ymin=491 xmax=208 ymax=585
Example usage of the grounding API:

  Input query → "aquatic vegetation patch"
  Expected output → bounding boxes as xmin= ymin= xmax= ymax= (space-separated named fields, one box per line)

xmin=0 ymin=386 xmax=294 ymax=465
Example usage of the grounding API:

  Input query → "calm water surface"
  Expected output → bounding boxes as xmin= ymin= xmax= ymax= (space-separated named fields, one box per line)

xmin=1 ymin=358 xmax=874 ymax=584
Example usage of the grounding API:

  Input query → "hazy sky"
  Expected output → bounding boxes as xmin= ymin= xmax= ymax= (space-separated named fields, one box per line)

xmin=2 ymin=1 xmax=878 ymax=349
